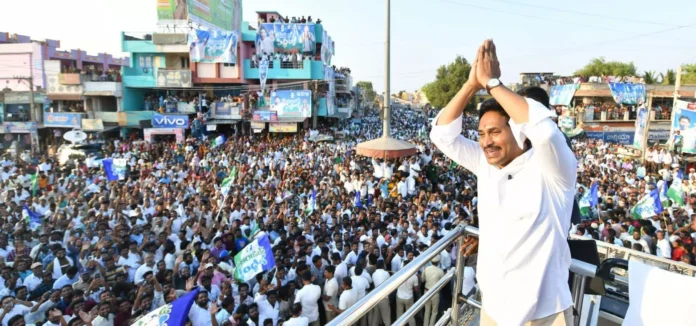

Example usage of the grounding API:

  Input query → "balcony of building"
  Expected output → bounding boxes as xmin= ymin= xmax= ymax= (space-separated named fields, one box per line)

xmin=83 ymin=81 xmax=123 ymax=97
xmin=122 ymin=66 xmax=158 ymax=88
xmin=241 ymin=21 xmax=327 ymax=44
xmin=243 ymin=59 xmax=324 ymax=80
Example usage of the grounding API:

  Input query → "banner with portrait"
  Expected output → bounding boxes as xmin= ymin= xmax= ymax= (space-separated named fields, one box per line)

xmin=327 ymin=68 xmax=336 ymax=115
xmin=259 ymin=58 xmax=269 ymax=94
xmin=670 ymin=100 xmax=696 ymax=154
xmin=270 ymin=90 xmax=312 ymax=118
xmin=608 ymin=83 xmax=646 ymax=105
xmin=256 ymin=23 xmax=316 ymax=54
xmin=549 ymin=84 xmax=578 ymax=106
xmin=633 ymin=106 xmax=648 ymax=150
xmin=269 ymin=123 xmax=298 ymax=133
xmin=321 ymin=29 xmax=333 ymax=66
xmin=188 ymin=29 xmax=238 ymax=63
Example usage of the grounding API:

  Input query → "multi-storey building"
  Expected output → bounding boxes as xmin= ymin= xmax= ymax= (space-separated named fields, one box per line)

xmin=120 ymin=6 xmax=346 ymax=139
xmin=0 ymin=32 xmax=128 ymax=151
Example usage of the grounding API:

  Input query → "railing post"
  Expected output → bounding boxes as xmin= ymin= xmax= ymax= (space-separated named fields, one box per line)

xmin=451 ymin=225 xmax=467 ymax=325
xmin=571 ymin=274 xmax=587 ymax=326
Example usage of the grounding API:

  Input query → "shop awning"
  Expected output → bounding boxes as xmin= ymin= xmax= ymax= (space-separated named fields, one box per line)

xmin=277 ymin=117 xmax=308 ymax=123
xmin=83 ymin=125 xmax=120 ymax=132
xmin=328 ymin=112 xmax=350 ymax=119
xmin=207 ymin=119 xmax=240 ymax=125
xmin=47 ymin=94 xmax=84 ymax=101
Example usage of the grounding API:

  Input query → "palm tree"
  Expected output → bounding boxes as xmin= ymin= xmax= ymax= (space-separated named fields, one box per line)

xmin=643 ymin=71 xmax=658 ymax=84
xmin=663 ymin=69 xmax=676 ymax=85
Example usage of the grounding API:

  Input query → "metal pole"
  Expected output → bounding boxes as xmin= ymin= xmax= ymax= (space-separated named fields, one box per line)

xmin=571 ymin=274 xmax=587 ymax=326
xmin=451 ymin=225 xmax=466 ymax=325
xmin=382 ymin=0 xmax=390 ymax=138
xmin=393 ymin=268 xmax=455 ymax=326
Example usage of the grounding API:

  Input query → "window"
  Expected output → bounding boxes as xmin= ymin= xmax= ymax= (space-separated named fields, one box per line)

xmin=139 ymin=56 xmax=153 ymax=68
xmin=223 ymin=63 xmax=236 ymax=67
xmin=181 ymin=57 xmax=190 ymax=69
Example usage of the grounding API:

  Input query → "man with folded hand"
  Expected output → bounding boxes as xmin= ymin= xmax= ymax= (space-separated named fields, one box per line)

xmin=431 ymin=39 xmax=576 ymax=325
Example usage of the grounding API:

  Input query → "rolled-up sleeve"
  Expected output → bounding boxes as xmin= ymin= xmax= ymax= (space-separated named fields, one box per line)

xmin=429 ymin=111 xmax=481 ymax=174
xmin=510 ymin=98 xmax=577 ymax=187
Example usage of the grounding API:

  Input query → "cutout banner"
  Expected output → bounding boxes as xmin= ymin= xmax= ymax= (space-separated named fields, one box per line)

xmin=608 ymin=83 xmax=646 ymax=105
xmin=188 ymin=29 xmax=238 ymax=63
xmin=549 ymin=84 xmax=578 ymax=106
xmin=256 ymin=23 xmax=316 ymax=54
xmin=270 ymin=90 xmax=312 ymax=118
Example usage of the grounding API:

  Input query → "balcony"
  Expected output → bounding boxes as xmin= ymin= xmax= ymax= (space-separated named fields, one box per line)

xmin=122 ymin=66 xmax=157 ymax=88
xmin=244 ymin=59 xmax=325 ymax=80
xmin=93 ymin=111 xmax=119 ymax=123
xmin=121 ymin=32 xmax=156 ymax=53
xmin=58 ymin=73 xmax=82 ymax=85
xmin=47 ymin=74 xmax=84 ymax=101
xmin=241 ymin=22 xmax=326 ymax=43
xmin=84 ymin=82 xmax=123 ymax=97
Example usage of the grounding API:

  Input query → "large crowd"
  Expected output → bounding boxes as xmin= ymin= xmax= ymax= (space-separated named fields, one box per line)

xmin=0 ymin=89 xmax=693 ymax=326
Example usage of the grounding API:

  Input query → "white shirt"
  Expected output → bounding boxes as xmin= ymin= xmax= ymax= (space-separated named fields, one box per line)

xmin=656 ymin=238 xmax=672 ymax=259
xmin=323 ymin=277 xmax=339 ymax=312
xmin=294 ymin=283 xmax=321 ymax=322
xmin=338 ymin=288 xmax=358 ymax=310
xmin=1 ymin=304 xmax=31 ymax=326
xmin=350 ymin=275 xmax=369 ymax=300
xmin=391 ymin=254 xmax=402 ymax=272
xmin=396 ymin=274 xmax=419 ymax=300
xmin=187 ymin=304 xmax=211 ymax=326
xmin=372 ymin=269 xmax=390 ymax=288
xmin=334 ymin=262 xmax=348 ymax=281
xmin=255 ymin=293 xmax=280 ymax=326
xmin=430 ymin=98 xmax=576 ymax=325
xmin=134 ymin=264 xmax=154 ymax=284
xmin=283 ymin=316 xmax=309 ymax=326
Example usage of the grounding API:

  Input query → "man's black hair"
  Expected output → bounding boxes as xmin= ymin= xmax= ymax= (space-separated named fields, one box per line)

xmin=680 ymin=115 xmax=691 ymax=123
xmin=477 ymin=98 xmax=509 ymax=122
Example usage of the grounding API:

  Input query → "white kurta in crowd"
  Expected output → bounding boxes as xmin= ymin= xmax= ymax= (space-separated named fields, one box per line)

xmin=430 ymin=98 xmax=577 ymax=325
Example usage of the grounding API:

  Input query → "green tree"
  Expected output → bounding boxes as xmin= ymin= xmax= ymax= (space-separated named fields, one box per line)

xmin=356 ymin=81 xmax=377 ymax=103
xmin=574 ymin=57 xmax=637 ymax=78
xmin=663 ymin=69 xmax=676 ymax=85
xmin=682 ymin=64 xmax=696 ymax=85
xmin=642 ymin=71 xmax=658 ymax=85
xmin=422 ymin=55 xmax=474 ymax=109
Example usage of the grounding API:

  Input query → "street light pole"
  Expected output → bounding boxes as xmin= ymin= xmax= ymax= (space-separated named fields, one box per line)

xmin=382 ymin=0 xmax=391 ymax=138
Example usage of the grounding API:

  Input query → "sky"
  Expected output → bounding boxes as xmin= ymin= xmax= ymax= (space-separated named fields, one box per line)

xmin=1 ymin=0 xmax=695 ymax=94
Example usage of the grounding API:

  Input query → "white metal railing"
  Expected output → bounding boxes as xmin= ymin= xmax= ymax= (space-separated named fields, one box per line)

xmin=569 ymin=234 xmax=696 ymax=277
xmin=328 ymin=225 xmax=601 ymax=326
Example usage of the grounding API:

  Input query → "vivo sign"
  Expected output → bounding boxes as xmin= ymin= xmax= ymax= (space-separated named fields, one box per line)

xmin=152 ymin=114 xmax=189 ymax=129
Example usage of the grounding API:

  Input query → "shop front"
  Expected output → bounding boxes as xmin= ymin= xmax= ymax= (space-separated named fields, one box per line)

xmin=143 ymin=128 xmax=185 ymax=143
xmin=43 ymin=112 xmax=85 ymax=146
xmin=1 ymin=122 xmax=39 ymax=153
xmin=145 ymin=113 xmax=189 ymax=143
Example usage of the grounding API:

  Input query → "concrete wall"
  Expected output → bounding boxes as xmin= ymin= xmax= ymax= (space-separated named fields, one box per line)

xmin=0 ymin=43 xmax=45 ymax=91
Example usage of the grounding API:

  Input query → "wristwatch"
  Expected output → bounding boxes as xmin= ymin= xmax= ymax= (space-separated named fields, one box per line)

xmin=486 ymin=78 xmax=502 ymax=93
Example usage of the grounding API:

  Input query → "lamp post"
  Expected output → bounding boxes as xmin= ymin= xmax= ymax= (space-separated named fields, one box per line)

xmin=355 ymin=0 xmax=415 ymax=158
xmin=383 ymin=0 xmax=391 ymax=138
